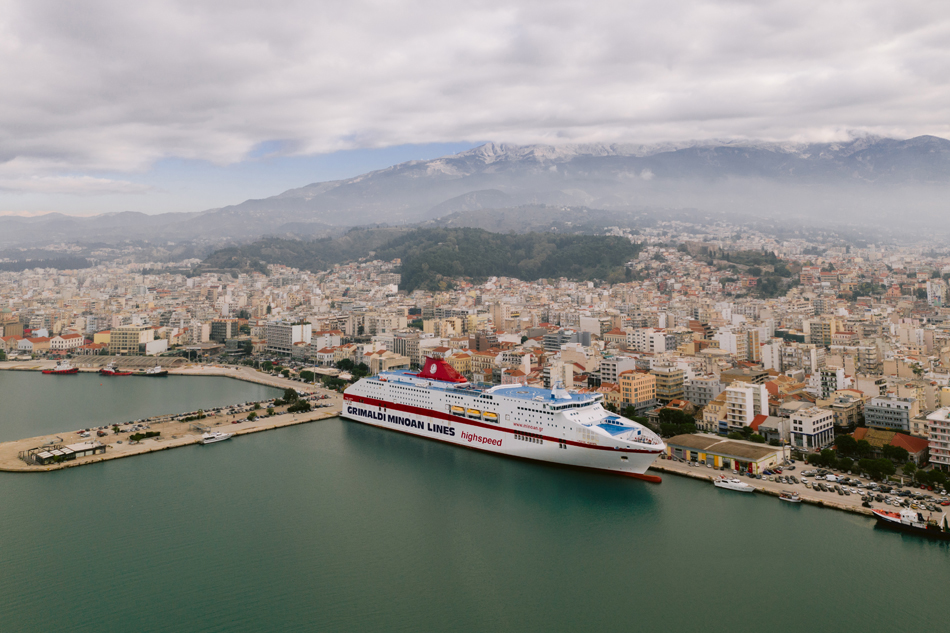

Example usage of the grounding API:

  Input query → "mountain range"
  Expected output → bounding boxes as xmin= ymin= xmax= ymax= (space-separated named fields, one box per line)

xmin=3 ymin=135 xmax=949 ymax=248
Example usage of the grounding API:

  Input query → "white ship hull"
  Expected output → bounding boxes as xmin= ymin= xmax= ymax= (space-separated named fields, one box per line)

xmin=342 ymin=359 xmax=665 ymax=482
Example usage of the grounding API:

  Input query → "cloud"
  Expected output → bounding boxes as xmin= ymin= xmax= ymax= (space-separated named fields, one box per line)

xmin=0 ymin=175 xmax=152 ymax=195
xmin=0 ymin=0 xmax=947 ymax=179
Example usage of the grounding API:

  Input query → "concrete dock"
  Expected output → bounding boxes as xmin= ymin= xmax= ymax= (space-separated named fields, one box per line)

xmin=0 ymin=399 xmax=343 ymax=472
xmin=649 ymin=456 xmax=948 ymax=520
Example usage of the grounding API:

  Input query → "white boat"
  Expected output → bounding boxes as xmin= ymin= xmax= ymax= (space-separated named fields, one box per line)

xmin=201 ymin=431 xmax=233 ymax=445
xmin=779 ymin=490 xmax=801 ymax=503
xmin=341 ymin=357 xmax=666 ymax=482
xmin=713 ymin=475 xmax=756 ymax=493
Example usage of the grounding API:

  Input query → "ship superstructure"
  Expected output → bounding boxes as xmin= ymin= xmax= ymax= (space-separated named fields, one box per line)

xmin=342 ymin=357 xmax=665 ymax=481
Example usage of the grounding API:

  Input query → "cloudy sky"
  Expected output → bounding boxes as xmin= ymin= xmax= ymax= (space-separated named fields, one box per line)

xmin=1 ymin=0 xmax=948 ymax=216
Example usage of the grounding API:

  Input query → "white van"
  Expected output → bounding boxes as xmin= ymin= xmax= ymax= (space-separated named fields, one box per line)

xmin=826 ymin=475 xmax=841 ymax=482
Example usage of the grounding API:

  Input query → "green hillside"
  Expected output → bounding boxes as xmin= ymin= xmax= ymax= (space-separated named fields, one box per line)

xmin=202 ymin=227 xmax=641 ymax=290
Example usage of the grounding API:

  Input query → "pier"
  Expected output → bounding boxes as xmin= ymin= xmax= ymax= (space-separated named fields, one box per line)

xmin=0 ymin=391 xmax=343 ymax=473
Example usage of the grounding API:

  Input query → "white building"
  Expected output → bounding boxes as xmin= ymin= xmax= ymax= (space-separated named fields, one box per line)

xmin=926 ymin=408 xmax=950 ymax=471
xmin=723 ymin=382 xmax=768 ymax=432
xmin=790 ymin=406 xmax=835 ymax=451
xmin=266 ymin=321 xmax=312 ymax=355
xmin=50 ymin=333 xmax=85 ymax=351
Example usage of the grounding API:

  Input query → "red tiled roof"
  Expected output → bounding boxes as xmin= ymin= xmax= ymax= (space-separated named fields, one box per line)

xmin=891 ymin=433 xmax=929 ymax=455
xmin=750 ymin=414 xmax=768 ymax=432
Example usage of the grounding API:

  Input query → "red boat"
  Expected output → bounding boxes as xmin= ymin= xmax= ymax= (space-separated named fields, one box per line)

xmin=42 ymin=361 xmax=79 ymax=375
xmin=99 ymin=362 xmax=132 ymax=376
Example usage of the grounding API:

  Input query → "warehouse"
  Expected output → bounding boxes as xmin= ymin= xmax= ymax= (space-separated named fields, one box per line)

xmin=665 ymin=434 xmax=783 ymax=474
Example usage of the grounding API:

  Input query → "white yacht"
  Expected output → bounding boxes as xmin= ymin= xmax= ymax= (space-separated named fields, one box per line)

xmin=201 ymin=431 xmax=233 ymax=445
xmin=713 ymin=475 xmax=756 ymax=493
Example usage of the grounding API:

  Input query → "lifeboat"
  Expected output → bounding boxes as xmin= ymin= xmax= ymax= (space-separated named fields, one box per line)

xmin=466 ymin=409 xmax=481 ymax=419
xmin=483 ymin=411 xmax=498 ymax=422
xmin=450 ymin=406 xmax=465 ymax=415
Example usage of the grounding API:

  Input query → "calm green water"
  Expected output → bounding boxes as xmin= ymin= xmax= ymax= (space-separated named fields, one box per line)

xmin=1 ymin=376 xmax=948 ymax=632
xmin=0 ymin=371 xmax=282 ymax=442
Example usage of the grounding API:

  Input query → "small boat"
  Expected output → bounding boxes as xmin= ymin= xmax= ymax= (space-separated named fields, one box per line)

xmin=201 ymin=431 xmax=234 ymax=445
xmin=713 ymin=475 xmax=755 ymax=493
xmin=872 ymin=509 xmax=950 ymax=540
xmin=42 ymin=361 xmax=78 ymax=375
xmin=100 ymin=362 xmax=132 ymax=376
xmin=483 ymin=411 xmax=499 ymax=422
xmin=779 ymin=490 xmax=801 ymax=503
xmin=450 ymin=405 xmax=465 ymax=416
xmin=135 ymin=365 xmax=169 ymax=377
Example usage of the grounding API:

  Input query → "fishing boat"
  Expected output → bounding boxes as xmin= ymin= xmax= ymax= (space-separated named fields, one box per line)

xmin=779 ymin=490 xmax=801 ymax=503
xmin=872 ymin=509 xmax=950 ymax=540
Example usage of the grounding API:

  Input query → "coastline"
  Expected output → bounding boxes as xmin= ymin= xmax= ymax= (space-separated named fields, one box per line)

xmin=648 ymin=458 xmax=942 ymax=520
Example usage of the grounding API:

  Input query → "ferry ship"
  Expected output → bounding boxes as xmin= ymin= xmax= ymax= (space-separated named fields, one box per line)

xmin=342 ymin=357 xmax=665 ymax=482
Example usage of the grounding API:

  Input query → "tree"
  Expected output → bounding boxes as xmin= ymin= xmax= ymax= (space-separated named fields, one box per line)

xmin=820 ymin=448 xmax=837 ymax=468
xmin=281 ymin=368 xmax=291 ymax=378
xmin=266 ymin=305 xmax=272 ymax=314
xmin=903 ymin=462 xmax=917 ymax=480
xmin=856 ymin=439 xmax=872 ymax=458
xmin=248 ymin=411 xmax=258 ymax=421
xmin=727 ymin=431 xmax=743 ymax=440
xmin=882 ymin=445 xmax=909 ymax=463
xmin=266 ymin=407 xmax=275 ymax=416
xmin=239 ymin=324 xmax=251 ymax=335
xmin=837 ymin=457 xmax=854 ymax=472
xmin=300 ymin=370 xmax=315 ymax=382
xmin=749 ymin=434 xmax=766 ymax=444
xmin=336 ymin=358 xmax=355 ymax=372
xmin=288 ymin=400 xmax=311 ymax=413
xmin=283 ymin=388 xmax=299 ymax=402
xmin=835 ymin=434 xmax=857 ymax=456
xmin=252 ymin=402 xmax=261 ymax=410
xmin=261 ymin=361 xmax=274 ymax=372
xmin=807 ymin=454 xmax=822 ymax=465
xmin=769 ymin=439 xmax=781 ymax=447
xmin=0 ymin=349 xmax=6 ymax=361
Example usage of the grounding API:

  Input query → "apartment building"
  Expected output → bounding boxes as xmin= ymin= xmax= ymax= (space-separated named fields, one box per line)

xmin=926 ymin=408 xmax=950 ymax=471
xmin=618 ymin=370 xmax=657 ymax=414
xmin=790 ymin=406 xmax=835 ymax=450
xmin=109 ymin=325 xmax=150 ymax=355
xmin=865 ymin=396 xmax=919 ymax=433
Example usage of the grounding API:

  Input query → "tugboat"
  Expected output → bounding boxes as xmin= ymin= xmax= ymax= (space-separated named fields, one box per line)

xmin=135 ymin=365 xmax=169 ymax=377
xmin=42 ymin=360 xmax=78 ymax=375
xmin=713 ymin=475 xmax=756 ymax=493
xmin=872 ymin=508 xmax=950 ymax=540
xmin=99 ymin=361 xmax=133 ymax=376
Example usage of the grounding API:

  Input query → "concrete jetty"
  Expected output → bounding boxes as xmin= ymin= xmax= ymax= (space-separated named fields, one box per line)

xmin=0 ymin=395 xmax=343 ymax=473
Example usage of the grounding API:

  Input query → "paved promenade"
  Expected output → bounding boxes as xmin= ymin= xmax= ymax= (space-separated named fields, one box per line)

xmin=650 ymin=456 xmax=948 ymax=521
